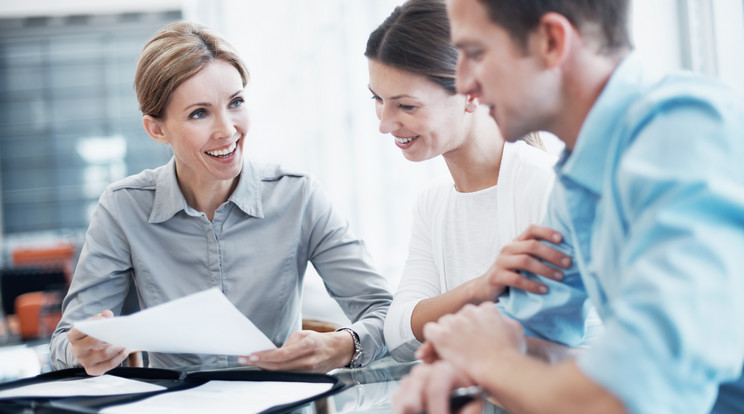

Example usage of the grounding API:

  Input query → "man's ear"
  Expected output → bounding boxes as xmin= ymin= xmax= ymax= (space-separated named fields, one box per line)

xmin=142 ymin=115 xmax=169 ymax=144
xmin=532 ymin=12 xmax=574 ymax=69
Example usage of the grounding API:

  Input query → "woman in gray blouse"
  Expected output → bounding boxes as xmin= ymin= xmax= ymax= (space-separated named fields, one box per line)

xmin=49 ymin=21 xmax=391 ymax=375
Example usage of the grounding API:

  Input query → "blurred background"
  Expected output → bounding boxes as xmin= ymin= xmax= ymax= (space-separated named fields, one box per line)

xmin=0 ymin=0 xmax=742 ymax=376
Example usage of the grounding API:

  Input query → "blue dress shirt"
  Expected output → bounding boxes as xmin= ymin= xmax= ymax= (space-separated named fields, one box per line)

xmin=548 ymin=54 xmax=744 ymax=413
xmin=50 ymin=158 xmax=392 ymax=370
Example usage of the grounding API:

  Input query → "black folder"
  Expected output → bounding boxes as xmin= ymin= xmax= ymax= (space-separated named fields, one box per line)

xmin=0 ymin=366 xmax=348 ymax=413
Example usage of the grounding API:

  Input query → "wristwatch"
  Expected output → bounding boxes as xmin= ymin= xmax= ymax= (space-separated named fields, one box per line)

xmin=336 ymin=327 xmax=362 ymax=368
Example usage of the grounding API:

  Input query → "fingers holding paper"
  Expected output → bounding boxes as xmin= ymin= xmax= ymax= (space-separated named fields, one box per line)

xmin=239 ymin=329 xmax=354 ymax=373
xmin=68 ymin=310 xmax=129 ymax=376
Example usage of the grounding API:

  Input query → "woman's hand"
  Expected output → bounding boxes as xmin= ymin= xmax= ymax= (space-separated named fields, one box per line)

xmin=68 ymin=310 xmax=129 ymax=376
xmin=469 ymin=224 xmax=572 ymax=302
xmin=410 ymin=225 xmax=571 ymax=341
xmin=238 ymin=330 xmax=354 ymax=373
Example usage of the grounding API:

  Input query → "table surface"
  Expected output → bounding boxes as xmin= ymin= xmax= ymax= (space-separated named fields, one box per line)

xmin=0 ymin=350 xmax=508 ymax=413
xmin=234 ymin=356 xmax=509 ymax=414
xmin=319 ymin=356 xmax=416 ymax=413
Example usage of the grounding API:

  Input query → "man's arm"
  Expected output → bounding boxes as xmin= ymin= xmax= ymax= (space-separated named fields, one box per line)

xmin=397 ymin=303 xmax=626 ymax=414
xmin=573 ymin=97 xmax=744 ymax=413
xmin=495 ymin=188 xmax=593 ymax=348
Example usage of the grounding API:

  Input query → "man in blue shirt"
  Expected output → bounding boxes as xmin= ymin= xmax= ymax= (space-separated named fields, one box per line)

xmin=393 ymin=0 xmax=744 ymax=413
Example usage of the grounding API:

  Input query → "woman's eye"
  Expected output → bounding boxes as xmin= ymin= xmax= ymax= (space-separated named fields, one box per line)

xmin=370 ymin=95 xmax=382 ymax=102
xmin=230 ymin=97 xmax=244 ymax=109
xmin=399 ymin=104 xmax=416 ymax=111
xmin=189 ymin=109 xmax=206 ymax=119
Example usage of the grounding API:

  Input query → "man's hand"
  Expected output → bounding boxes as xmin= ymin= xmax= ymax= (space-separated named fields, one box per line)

xmin=417 ymin=303 xmax=526 ymax=378
xmin=394 ymin=360 xmax=483 ymax=414
xmin=68 ymin=310 xmax=129 ymax=376
xmin=239 ymin=330 xmax=354 ymax=373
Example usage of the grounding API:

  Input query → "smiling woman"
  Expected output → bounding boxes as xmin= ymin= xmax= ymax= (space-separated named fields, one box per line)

xmin=49 ymin=21 xmax=392 ymax=376
xmin=141 ymin=60 xmax=248 ymax=219
xmin=364 ymin=0 xmax=587 ymax=363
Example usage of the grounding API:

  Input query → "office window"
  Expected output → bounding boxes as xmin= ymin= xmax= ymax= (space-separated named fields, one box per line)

xmin=0 ymin=11 xmax=179 ymax=236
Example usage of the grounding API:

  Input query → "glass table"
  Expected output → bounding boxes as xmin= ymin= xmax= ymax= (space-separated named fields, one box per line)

xmin=277 ymin=357 xmax=509 ymax=414
xmin=0 ymin=352 xmax=508 ymax=413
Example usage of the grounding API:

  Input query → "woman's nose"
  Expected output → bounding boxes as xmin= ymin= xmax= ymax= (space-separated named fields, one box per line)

xmin=378 ymin=104 xmax=399 ymax=135
xmin=214 ymin=110 xmax=238 ymax=138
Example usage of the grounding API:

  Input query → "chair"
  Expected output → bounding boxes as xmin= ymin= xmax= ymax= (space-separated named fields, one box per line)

xmin=302 ymin=318 xmax=341 ymax=333
xmin=14 ymin=290 xmax=63 ymax=340
xmin=0 ymin=267 xmax=67 ymax=340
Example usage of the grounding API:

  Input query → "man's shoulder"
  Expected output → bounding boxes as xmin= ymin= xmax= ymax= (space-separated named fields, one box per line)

xmin=630 ymin=73 xmax=742 ymax=126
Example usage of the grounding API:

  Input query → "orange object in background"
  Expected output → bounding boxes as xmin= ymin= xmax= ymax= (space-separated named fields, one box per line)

xmin=12 ymin=243 xmax=77 ymax=284
xmin=302 ymin=318 xmax=341 ymax=333
xmin=15 ymin=291 xmax=63 ymax=341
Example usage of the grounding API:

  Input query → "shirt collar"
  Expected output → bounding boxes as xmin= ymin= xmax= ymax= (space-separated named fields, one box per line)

xmin=229 ymin=160 xmax=264 ymax=218
xmin=149 ymin=158 xmax=186 ymax=223
xmin=149 ymin=158 xmax=264 ymax=223
xmin=556 ymin=52 xmax=649 ymax=196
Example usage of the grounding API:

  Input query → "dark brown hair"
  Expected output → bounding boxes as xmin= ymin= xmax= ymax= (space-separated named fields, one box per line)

xmin=477 ymin=0 xmax=632 ymax=54
xmin=134 ymin=21 xmax=249 ymax=118
xmin=365 ymin=0 xmax=457 ymax=95
xmin=367 ymin=0 xmax=544 ymax=147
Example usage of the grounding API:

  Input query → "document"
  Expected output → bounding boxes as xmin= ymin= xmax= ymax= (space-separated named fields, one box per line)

xmin=74 ymin=288 xmax=277 ymax=355
xmin=0 ymin=375 xmax=165 ymax=399
xmin=101 ymin=380 xmax=334 ymax=414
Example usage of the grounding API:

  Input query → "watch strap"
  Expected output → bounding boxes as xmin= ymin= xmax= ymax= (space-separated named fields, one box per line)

xmin=336 ymin=327 xmax=362 ymax=368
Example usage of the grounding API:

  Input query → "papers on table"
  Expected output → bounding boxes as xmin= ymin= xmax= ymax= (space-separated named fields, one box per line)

xmin=0 ymin=375 xmax=166 ymax=399
xmin=74 ymin=288 xmax=277 ymax=355
xmin=101 ymin=380 xmax=334 ymax=414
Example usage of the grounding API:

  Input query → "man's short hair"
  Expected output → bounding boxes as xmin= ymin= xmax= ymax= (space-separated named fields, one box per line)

xmin=477 ymin=0 xmax=632 ymax=54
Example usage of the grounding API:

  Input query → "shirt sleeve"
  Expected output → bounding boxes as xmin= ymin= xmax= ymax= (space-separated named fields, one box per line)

xmin=577 ymin=98 xmax=744 ymax=414
xmin=49 ymin=187 xmax=133 ymax=370
xmin=303 ymin=178 xmax=393 ymax=367
xmin=495 ymin=185 xmax=593 ymax=347
xmin=383 ymin=189 xmax=443 ymax=361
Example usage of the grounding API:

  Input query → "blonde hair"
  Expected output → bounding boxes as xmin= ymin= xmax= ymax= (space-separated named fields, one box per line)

xmin=523 ymin=132 xmax=545 ymax=150
xmin=134 ymin=21 xmax=249 ymax=118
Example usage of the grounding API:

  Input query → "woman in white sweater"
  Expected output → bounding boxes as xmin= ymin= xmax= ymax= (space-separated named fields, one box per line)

xmin=366 ymin=0 xmax=573 ymax=361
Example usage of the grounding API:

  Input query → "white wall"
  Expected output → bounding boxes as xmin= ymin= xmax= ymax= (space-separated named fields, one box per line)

xmin=631 ymin=0 xmax=744 ymax=95
xmin=711 ymin=0 xmax=744 ymax=93
xmin=631 ymin=0 xmax=686 ymax=74
xmin=0 ymin=0 xmax=182 ymax=17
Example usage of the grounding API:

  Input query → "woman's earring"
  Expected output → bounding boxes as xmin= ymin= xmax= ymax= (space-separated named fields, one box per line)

xmin=465 ymin=94 xmax=479 ymax=113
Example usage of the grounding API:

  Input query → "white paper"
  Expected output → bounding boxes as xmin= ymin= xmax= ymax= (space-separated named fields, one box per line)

xmin=74 ymin=288 xmax=277 ymax=355
xmin=0 ymin=374 xmax=166 ymax=399
xmin=101 ymin=380 xmax=333 ymax=414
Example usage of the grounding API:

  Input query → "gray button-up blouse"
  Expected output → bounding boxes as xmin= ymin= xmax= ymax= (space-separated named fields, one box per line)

xmin=50 ymin=158 xmax=391 ymax=370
